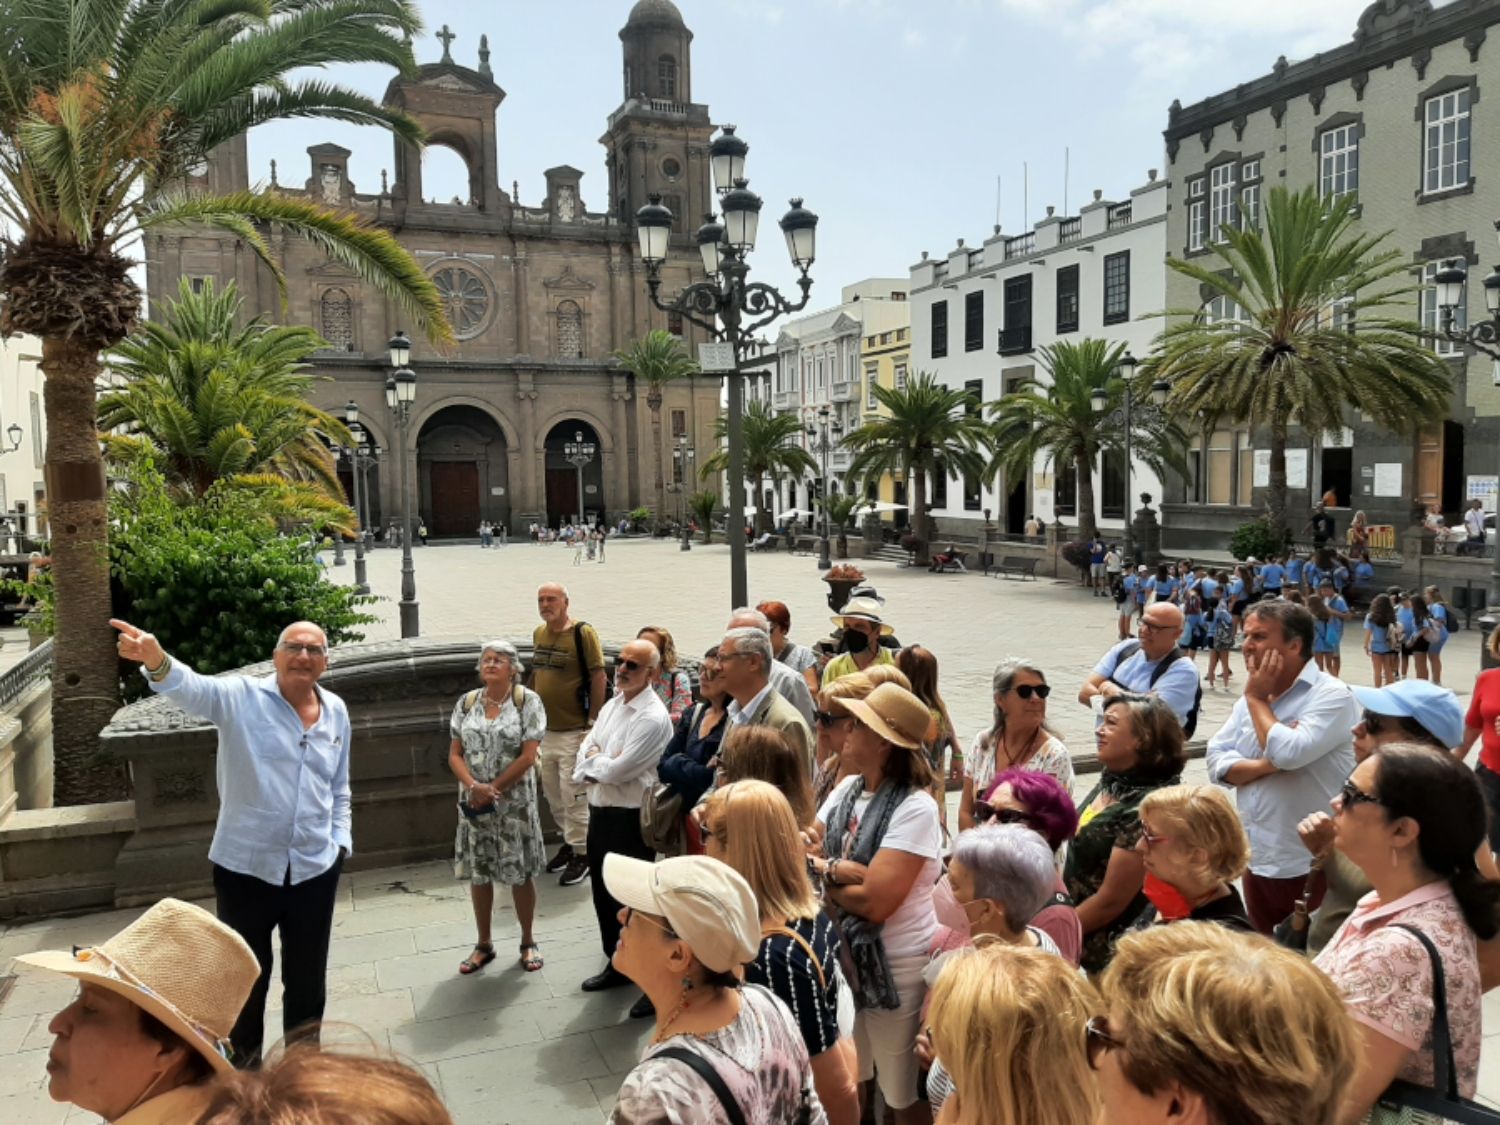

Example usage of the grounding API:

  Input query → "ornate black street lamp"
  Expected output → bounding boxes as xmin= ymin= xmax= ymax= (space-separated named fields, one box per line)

xmin=386 ymin=330 xmax=419 ymax=638
xmin=806 ymin=405 xmax=843 ymax=571
xmin=672 ymin=436 xmax=696 ymax=551
xmin=633 ymin=124 xmax=818 ymax=607
xmin=1090 ymin=352 xmax=1169 ymax=567
xmin=341 ymin=400 xmax=370 ymax=595
xmin=564 ymin=431 xmax=596 ymax=526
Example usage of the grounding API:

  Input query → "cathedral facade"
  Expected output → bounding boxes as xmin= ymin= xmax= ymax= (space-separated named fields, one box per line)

xmin=144 ymin=0 xmax=722 ymax=534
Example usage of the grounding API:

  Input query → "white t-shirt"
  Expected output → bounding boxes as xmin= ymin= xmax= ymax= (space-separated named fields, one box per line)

xmin=817 ymin=776 xmax=943 ymax=959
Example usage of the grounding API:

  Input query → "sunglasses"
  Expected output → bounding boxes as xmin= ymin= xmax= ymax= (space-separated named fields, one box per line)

xmin=1339 ymin=778 xmax=1382 ymax=810
xmin=618 ymin=659 xmax=644 ymax=673
xmin=1008 ymin=684 xmax=1051 ymax=701
xmin=1085 ymin=1015 xmax=1124 ymax=1070
xmin=973 ymin=802 xmax=1033 ymax=827
xmin=815 ymin=710 xmax=849 ymax=727
xmin=279 ymin=642 xmax=327 ymax=657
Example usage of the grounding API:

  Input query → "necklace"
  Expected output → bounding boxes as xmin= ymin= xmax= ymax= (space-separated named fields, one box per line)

xmin=1000 ymin=726 xmax=1041 ymax=766
xmin=481 ymin=688 xmax=511 ymax=710
xmin=650 ymin=995 xmax=693 ymax=1045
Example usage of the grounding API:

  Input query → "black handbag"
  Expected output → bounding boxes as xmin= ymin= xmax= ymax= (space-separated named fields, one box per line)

xmin=1272 ymin=860 xmax=1323 ymax=952
xmin=1367 ymin=924 xmax=1500 ymax=1124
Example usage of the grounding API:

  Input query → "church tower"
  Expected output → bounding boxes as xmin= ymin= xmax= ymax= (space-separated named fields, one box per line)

xmin=601 ymin=0 xmax=715 ymax=235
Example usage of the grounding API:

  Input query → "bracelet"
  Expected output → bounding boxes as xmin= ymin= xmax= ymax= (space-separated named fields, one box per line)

xmin=145 ymin=656 xmax=172 ymax=682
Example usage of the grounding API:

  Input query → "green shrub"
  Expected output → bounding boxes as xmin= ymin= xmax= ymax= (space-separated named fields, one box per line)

xmin=1228 ymin=519 xmax=1289 ymax=561
xmin=628 ymin=506 xmax=652 ymax=532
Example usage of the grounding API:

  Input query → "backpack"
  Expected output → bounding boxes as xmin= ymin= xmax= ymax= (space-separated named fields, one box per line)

xmin=1111 ymin=641 xmax=1202 ymax=738
xmin=1110 ymin=575 xmax=1126 ymax=603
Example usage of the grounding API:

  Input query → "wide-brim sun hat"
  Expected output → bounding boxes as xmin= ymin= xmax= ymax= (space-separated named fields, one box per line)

xmin=603 ymin=854 xmax=760 ymax=974
xmin=831 ymin=596 xmax=894 ymax=636
xmin=16 ymin=898 xmax=260 ymax=1074
xmin=839 ymin=681 xmax=931 ymax=752
xmin=1352 ymin=681 xmax=1466 ymax=750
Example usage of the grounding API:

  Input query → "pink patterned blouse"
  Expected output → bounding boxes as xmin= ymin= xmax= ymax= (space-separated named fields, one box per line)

xmin=1313 ymin=880 xmax=1481 ymax=1096
xmin=652 ymin=670 xmax=694 ymax=723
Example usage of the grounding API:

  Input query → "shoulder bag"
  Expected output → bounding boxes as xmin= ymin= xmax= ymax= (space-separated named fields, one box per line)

xmin=640 ymin=704 xmax=702 ymax=857
xmin=1366 ymin=924 xmax=1500 ymax=1124
xmin=655 ymin=1043 xmax=813 ymax=1125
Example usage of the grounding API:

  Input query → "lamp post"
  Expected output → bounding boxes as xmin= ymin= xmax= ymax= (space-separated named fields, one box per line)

xmin=564 ymin=431 xmax=596 ymax=526
xmin=342 ymin=401 xmax=370 ymax=595
xmin=386 ymin=331 xmax=419 ymax=638
xmin=672 ymin=436 xmax=696 ymax=551
xmin=1 ymin=423 xmax=20 ymax=453
xmin=633 ymin=124 xmax=819 ymax=608
xmin=806 ymin=405 xmax=843 ymax=571
xmin=1435 ymin=248 xmax=1500 ymax=621
xmin=1090 ymin=352 xmax=1169 ymax=568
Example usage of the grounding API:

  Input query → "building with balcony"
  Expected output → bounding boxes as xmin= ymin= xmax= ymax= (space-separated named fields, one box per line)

xmin=909 ymin=172 xmax=1168 ymax=538
xmin=1158 ymin=0 xmax=1500 ymax=551
xmin=0 ymin=333 xmax=45 ymax=551
xmin=768 ymin=279 xmax=909 ymax=519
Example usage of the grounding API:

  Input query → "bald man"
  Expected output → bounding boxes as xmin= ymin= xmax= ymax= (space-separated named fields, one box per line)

xmin=112 ymin=617 xmax=352 ymax=1065
xmin=1078 ymin=600 xmax=1202 ymax=733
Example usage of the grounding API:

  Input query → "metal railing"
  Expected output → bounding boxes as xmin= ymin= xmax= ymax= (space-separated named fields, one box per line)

xmin=0 ymin=638 xmax=52 ymax=709
xmin=1107 ymin=203 xmax=1133 ymax=228
xmin=1004 ymin=233 xmax=1035 ymax=259
xmin=1058 ymin=217 xmax=1081 ymax=242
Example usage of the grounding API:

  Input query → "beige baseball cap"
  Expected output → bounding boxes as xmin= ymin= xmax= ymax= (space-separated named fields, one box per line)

xmin=603 ymin=854 xmax=760 ymax=973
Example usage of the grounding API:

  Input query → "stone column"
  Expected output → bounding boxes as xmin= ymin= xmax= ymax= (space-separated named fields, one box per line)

xmin=611 ymin=375 xmax=632 ymax=515
xmin=516 ymin=372 xmax=539 ymax=515
xmin=513 ymin=247 xmax=531 ymax=355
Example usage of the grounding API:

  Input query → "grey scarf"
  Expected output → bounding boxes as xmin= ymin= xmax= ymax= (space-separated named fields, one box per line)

xmin=823 ymin=778 xmax=912 ymax=1010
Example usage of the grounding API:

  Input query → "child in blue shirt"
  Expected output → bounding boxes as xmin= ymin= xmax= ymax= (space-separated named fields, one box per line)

xmin=1286 ymin=553 xmax=1305 ymax=591
xmin=1259 ymin=556 xmax=1286 ymax=595
xmin=1364 ymin=593 xmax=1400 ymax=686
xmin=1206 ymin=599 xmax=1235 ymax=689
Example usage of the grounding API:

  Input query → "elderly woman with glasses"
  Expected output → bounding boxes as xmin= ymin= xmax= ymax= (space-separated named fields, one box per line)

xmin=959 ymin=658 xmax=1072 ymax=832
xmin=1065 ymin=694 xmax=1186 ymax=974
xmin=1313 ymin=745 xmax=1500 ymax=1122
xmin=448 ymin=640 xmax=548 ymax=976
xmin=1132 ymin=785 xmax=1252 ymax=931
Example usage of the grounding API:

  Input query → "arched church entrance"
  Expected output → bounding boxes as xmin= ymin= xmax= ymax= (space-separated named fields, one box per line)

xmin=543 ymin=420 xmax=605 ymax=527
xmin=417 ymin=405 xmax=509 ymax=538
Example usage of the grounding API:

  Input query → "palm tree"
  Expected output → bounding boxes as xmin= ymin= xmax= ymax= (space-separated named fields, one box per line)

xmin=843 ymin=373 xmax=990 ymax=565
xmin=612 ymin=330 xmax=699 ymax=525
xmin=101 ymin=279 xmax=352 ymax=501
xmin=0 ymin=0 xmax=451 ymax=804
xmin=1146 ymin=186 xmax=1452 ymax=539
xmin=816 ymin=493 xmax=864 ymax=559
xmin=688 ymin=490 xmax=718 ymax=543
xmin=987 ymin=338 xmax=1188 ymax=541
xmin=700 ymin=400 xmax=816 ymax=535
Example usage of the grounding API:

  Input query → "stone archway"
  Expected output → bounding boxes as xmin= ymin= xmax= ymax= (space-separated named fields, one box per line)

xmin=417 ymin=405 xmax=509 ymax=537
xmin=543 ymin=420 xmax=605 ymax=527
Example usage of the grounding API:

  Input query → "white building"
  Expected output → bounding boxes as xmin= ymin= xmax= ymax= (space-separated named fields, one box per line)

xmin=0 ymin=333 xmax=45 ymax=552
xmin=769 ymin=278 xmax=909 ymax=516
xmin=909 ymin=171 xmax=1168 ymax=538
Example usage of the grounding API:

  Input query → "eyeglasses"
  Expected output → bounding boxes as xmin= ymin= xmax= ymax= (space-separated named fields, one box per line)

xmin=815 ymin=710 xmax=849 ymax=727
xmin=623 ymin=906 xmax=677 ymax=938
xmin=1339 ymin=778 xmax=1382 ymax=811
xmin=1085 ymin=1015 xmax=1124 ymax=1070
xmin=618 ymin=659 xmax=643 ymax=673
xmin=1137 ymin=621 xmax=1172 ymax=634
xmin=279 ymin=643 xmax=327 ymax=657
xmin=699 ymin=821 xmax=718 ymax=844
xmin=1009 ymin=684 xmax=1051 ymax=701
xmin=1139 ymin=828 xmax=1171 ymax=849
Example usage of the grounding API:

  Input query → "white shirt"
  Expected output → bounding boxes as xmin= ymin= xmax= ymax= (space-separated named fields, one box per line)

xmin=726 ymin=683 xmax=774 ymax=727
xmin=572 ymin=687 xmax=673 ymax=809
xmin=1466 ymin=507 xmax=1487 ymax=539
xmin=1205 ymin=660 xmax=1358 ymax=878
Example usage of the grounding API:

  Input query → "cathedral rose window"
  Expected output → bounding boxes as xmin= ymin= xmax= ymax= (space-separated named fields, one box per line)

xmin=432 ymin=265 xmax=491 ymax=339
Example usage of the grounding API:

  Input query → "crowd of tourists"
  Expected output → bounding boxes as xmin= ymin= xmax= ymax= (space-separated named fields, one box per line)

xmin=24 ymin=578 xmax=1500 ymax=1123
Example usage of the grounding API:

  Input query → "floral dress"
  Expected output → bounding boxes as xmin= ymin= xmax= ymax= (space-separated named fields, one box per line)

xmin=451 ymin=688 xmax=547 ymax=887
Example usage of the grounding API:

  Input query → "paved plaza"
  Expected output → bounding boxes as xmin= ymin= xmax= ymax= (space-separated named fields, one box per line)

xmin=2 ymin=539 xmax=1499 ymax=1120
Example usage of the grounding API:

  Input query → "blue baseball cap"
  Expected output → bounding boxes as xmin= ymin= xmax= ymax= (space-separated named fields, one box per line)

xmin=1351 ymin=681 xmax=1465 ymax=750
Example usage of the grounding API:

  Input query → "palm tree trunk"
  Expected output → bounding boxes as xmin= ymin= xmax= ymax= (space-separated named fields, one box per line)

xmin=1077 ymin=451 xmax=1099 ymax=541
xmin=1268 ymin=417 xmax=1290 ymax=542
xmin=648 ymin=388 xmax=665 ymax=529
xmin=911 ymin=468 xmax=931 ymax=565
xmin=43 ymin=335 xmax=128 ymax=804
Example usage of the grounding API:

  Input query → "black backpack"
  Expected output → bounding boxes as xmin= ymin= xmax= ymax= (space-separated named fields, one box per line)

xmin=1111 ymin=641 xmax=1202 ymax=738
xmin=572 ymin=621 xmax=611 ymax=716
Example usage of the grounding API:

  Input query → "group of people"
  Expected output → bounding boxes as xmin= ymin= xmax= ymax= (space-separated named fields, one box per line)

xmin=29 ymin=583 xmax=1500 ymax=1123
xmin=476 ymin=521 xmax=508 ymax=547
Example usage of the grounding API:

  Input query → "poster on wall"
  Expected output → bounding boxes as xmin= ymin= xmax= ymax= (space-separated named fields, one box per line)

xmin=1286 ymin=449 xmax=1308 ymax=489
xmin=1253 ymin=450 xmax=1270 ymax=487
xmin=1033 ymin=471 xmax=1054 ymax=523
xmin=1468 ymin=475 xmax=1499 ymax=510
xmin=1373 ymin=462 xmax=1403 ymax=497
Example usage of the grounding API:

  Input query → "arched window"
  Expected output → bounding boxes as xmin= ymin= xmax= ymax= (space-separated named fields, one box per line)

xmin=557 ymin=300 xmax=584 ymax=359
xmin=320 ymin=287 xmax=354 ymax=351
xmin=658 ymin=55 xmax=677 ymax=100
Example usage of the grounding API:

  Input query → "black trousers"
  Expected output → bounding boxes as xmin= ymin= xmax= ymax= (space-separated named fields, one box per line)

xmin=214 ymin=855 xmax=342 ymax=1066
xmin=586 ymin=805 xmax=655 ymax=960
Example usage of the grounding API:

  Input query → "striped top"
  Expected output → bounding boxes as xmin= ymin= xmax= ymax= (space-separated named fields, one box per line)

xmin=745 ymin=913 xmax=842 ymax=1058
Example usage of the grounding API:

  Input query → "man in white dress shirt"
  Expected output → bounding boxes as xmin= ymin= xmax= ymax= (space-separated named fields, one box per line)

xmin=1205 ymin=600 xmax=1357 ymax=934
xmin=573 ymin=637 xmax=673 ymax=1010
xmin=111 ymin=617 xmax=351 ymax=1066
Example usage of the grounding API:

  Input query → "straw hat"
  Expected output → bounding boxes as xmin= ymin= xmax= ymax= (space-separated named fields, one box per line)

xmin=831 ymin=596 xmax=895 ymax=636
xmin=603 ymin=854 xmax=760 ymax=973
xmin=16 ymin=898 xmax=260 ymax=1073
xmin=839 ymin=682 xmax=931 ymax=751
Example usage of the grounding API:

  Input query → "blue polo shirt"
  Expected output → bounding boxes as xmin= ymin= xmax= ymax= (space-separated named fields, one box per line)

xmin=1260 ymin=562 xmax=1286 ymax=591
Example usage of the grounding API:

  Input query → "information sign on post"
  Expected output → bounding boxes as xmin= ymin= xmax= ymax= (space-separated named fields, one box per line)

xmin=698 ymin=342 xmax=736 ymax=372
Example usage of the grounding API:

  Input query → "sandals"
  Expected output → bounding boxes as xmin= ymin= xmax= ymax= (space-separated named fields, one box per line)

xmin=458 ymin=943 xmax=496 ymax=975
xmin=520 ymin=943 xmax=544 ymax=972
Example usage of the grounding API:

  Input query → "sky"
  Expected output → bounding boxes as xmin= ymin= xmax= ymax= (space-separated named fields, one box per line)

xmin=247 ymin=0 xmax=1390 ymax=307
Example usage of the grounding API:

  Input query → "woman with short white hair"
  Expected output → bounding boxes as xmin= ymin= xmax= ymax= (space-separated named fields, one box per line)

xmin=448 ymin=639 xmax=548 ymax=976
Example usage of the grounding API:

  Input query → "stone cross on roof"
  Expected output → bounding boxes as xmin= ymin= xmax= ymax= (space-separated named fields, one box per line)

xmin=437 ymin=23 xmax=455 ymax=63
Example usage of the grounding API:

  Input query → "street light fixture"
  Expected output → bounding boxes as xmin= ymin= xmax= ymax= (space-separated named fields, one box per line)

xmin=341 ymin=400 xmax=369 ymax=594
xmin=386 ymin=331 xmax=419 ymax=638
xmin=807 ymin=406 xmax=843 ymax=571
xmin=672 ymin=436 xmax=696 ymax=551
xmin=1 ymin=423 xmax=21 ymax=453
xmin=633 ymin=124 xmax=819 ymax=607
xmin=563 ymin=431 xmax=596 ymax=526
xmin=1089 ymin=351 xmax=1169 ymax=569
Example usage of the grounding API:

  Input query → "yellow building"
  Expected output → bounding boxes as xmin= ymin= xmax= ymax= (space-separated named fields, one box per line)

xmin=859 ymin=320 xmax=909 ymax=521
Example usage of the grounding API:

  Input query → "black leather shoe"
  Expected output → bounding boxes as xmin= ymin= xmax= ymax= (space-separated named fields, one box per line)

xmin=629 ymin=993 xmax=655 ymax=1020
xmin=580 ymin=966 xmax=630 ymax=992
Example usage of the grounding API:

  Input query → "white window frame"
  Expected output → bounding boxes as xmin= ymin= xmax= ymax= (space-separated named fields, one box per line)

xmin=894 ymin=362 xmax=908 ymax=391
xmin=1240 ymin=182 xmax=1261 ymax=230
xmin=1424 ymin=89 xmax=1471 ymax=195
xmin=1421 ymin=261 xmax=1465 ymax=357
xmin=1209 ymin=163 xmax=1236 ymax=242
xmin=865 ymin=363 xmax=879 ymax=410
xmin=1187 ymin=178 xmax=1206 ymax=251
xmin=1319 ymin=125 xmax=1360 ymax=201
